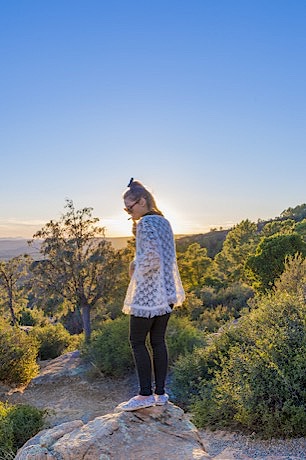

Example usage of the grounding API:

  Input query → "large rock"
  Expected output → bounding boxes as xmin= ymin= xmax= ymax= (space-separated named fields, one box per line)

xmin=15 ymin=403 xmax=211 ymax=459
xmin=30 ymin=350 xmax=92 ymax=384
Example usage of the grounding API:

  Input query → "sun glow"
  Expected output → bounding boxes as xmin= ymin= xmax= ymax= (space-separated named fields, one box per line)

xmin=102 ymin=200 xmax=213 ymax=239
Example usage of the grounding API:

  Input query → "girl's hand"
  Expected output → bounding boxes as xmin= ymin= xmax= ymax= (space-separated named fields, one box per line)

xmin=129 ymin=261 xmax=135 ymax=278
xmin=132 ymin=219 xmax=137 ymax=236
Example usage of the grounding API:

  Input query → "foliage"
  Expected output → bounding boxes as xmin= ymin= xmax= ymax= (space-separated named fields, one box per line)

xmin=0 ymin=321 xmax=39 ymax=385
xmin=0 ymin=255 xmax=32 ymax=326
xmin=177 ymin=243 xmax=212 ymax=292
xmin=280 ymin=203 xmax=306 ymax=222
xmin=172 ymin=283 xmax=306 ymax=437
xmin=167 ymin=315 xmax=205 ymax=364
xmin=18 ymin=307 xmax=49 ymax=326
xmin=261 ymin=219 xmax=296 ymax=237
xmin=295 ymin=218 xmax=306 ymax=243
xmin=273 ymin=253 xmax=306 ymax=297
xmin=171 ymin=323 xmax=241 ymax=408
xmin=30 ymin=323 xmax=75 ymax=360
xmin=174 ymin=291 xmax=236 ymax=332
xmin=0 ymin=401 xmax=45 ymax=457
xmin=214 ymin=220 xmax=258 ymax=283
xmin=82 ymin=314 xmax=205 ymax=378
xmin=82 ymin=315 xmax=133 ymax=378
xmin=200 ymin=283 xmax=254 ymax=317
xmin=198 ymin=305 xmax=233 ymax=332
xmin=246 ymin=233 xmax=306 ymax=291
xmin=174 ymin=291 xmax=205 ymax=321
xmin=30 ymin=199 xmax=122 ymax=341
xmin=0 ymin=402 xmax=14 ymax=458
xmin=176 ymin=229 xmax=228 ymax=258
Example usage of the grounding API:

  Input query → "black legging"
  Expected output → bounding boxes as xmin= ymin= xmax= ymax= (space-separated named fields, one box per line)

xmin=129 ymin=313 xmax=171 ymax=396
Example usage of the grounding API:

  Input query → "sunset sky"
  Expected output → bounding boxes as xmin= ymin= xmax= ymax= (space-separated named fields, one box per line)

xmin=1 ymin=1 xmax=305 ymax=239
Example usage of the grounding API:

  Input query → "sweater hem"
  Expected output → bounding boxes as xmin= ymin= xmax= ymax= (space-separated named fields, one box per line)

xmin=122 ymin=305 xmax=172 ymax=318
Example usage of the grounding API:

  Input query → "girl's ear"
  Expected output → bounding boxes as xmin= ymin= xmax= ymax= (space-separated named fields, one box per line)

xmin=139 ymin=196 xmax=147 ymax=207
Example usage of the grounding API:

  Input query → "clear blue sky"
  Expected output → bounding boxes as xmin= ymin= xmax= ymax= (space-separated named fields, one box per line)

xmin=1 ymin=1 xmax=305 ymax=238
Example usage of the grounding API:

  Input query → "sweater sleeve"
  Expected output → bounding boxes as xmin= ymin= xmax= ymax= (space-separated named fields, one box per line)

xmin=135 ymin=218 xmax=160 ymax=276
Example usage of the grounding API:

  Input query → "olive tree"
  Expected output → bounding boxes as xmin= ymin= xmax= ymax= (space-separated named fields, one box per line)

xmin=30 ymin=200 xmax=122 ymax=342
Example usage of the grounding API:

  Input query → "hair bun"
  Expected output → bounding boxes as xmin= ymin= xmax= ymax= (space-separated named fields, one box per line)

xmin=127 ymin=177 xmax=134 ymax=188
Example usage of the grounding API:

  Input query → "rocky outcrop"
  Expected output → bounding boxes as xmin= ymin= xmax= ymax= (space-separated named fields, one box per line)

xmin=30 ymin=350 xmax=92 ymax=384
xmin=15 ymin=403 xmax=211 ymax=460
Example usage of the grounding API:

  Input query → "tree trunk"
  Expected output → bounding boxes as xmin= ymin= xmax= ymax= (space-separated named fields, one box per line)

xmin=8 ymin=289 xmax=17 ymax=326
xmin=82 ymin=303 xmax=91 ymax=342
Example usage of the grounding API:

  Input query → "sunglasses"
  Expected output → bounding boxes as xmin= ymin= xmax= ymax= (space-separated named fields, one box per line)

xmin=124 ymin=199 xmax=140 ymax=213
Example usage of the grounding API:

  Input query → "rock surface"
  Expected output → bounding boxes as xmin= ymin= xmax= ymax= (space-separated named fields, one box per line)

xmin=15 ymin=403 xmax=211 ymax=460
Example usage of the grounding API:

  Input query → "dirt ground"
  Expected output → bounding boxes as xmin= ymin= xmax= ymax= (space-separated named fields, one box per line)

xmin=1 ymin=358 xmax=136 ymax=427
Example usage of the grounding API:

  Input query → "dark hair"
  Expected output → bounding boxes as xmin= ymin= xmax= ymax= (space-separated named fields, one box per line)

xmin=123 ymin=179 xmax=163 ymax=216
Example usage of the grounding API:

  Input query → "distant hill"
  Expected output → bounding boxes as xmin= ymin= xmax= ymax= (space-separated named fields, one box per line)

xmin=176 ymin=230 xmax=229 ymax=258
xmin=2 ymin=202 xmax=305 ymax=261
xmin=0 ymin=232 xmax=229 ymax=261
xmin=0 ymin=237 xmax=130 ymax=260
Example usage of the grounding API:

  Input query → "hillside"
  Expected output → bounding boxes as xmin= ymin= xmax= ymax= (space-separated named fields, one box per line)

xmin=176 ymin=229 xmax=229 ymax=258
xmin=1 ymin=203 xmax=306 ymax=260
xmin=0 ymin=237 xmax=130 ymax=260
xmin=0 ymin=233 xmax=226 ymax=261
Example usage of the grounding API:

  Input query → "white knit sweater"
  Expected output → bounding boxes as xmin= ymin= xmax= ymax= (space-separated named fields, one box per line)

xmin=123 ymin=214 xmax=185 ymax=318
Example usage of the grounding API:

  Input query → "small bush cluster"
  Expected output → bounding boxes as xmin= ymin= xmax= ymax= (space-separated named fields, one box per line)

xmin=0 ymin=401 xmax=45 ymax=457
xmin=82 ymin=315 xmax=133 ymax=378
xmin=30 ymin=323 xmax=75 ymax=360
xmin=167 ymin=315 xmax=205 ymax=364
xmin=0 ymin=321 xmax=39 ymax=385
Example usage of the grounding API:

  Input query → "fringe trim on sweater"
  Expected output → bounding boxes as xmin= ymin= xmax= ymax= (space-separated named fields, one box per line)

xmin=122 ymin=304 xmax=173 ymax=318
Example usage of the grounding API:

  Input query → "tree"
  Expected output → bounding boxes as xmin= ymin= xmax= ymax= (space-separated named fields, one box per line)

xmin=246 ymin=233 xmax=306 ymax=291
xmin=0 ymin=255 xmax=31 ymax=325
xmin=295 ymin=219 xmax=306 ymax=243
xmin=177 ymin=243 xmax=212 ymax=292
xmin=214 ymin=220 xmax=258 ymax=284
xmin=274 ymin=253 xmax=306 ymax=298
xmin=261 ymin=219 xmax=296 ymax=237
xmin=30 ymin=200 xmax=121 ymax=342
xmin=280 ymin=203 xmax=306 ymax=222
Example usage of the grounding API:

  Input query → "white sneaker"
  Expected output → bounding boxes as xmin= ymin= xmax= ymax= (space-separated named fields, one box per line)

xmin=155 ymin=393 xmax=169 ymax=405
xmin=119 ymin=395 xmax=156 ymax=411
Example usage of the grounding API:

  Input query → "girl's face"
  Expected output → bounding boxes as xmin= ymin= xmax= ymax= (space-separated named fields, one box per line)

xmin=124 ymin=196 xmax=149 ymax=220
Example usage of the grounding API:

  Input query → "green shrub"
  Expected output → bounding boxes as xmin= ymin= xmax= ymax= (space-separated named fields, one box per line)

xmin=0 ymin=324 xmax=39 ymax=385
xmin=170 ymin=347 xmax=210 ymax=407
xmin=171 ymin=323 xmax=241 ymax=407
xmin=30 ymin=323 xmax=73 ymax=360
xmin=200 ymin=283 xmax=254 ymax=317
xmin=198 ymin=305 xmax=233 ymax=332
xmin=0 ymin=401 xmax=45 ymax=457
xmin=167 ymin=315 xmax=205 ymax=364
xmin=82 ymin=316 xmax=133 ymax=378
xmin=0 ymin=402 xmax=14 ymax=458
xmin=18 ymin=307 xmax=48 ymax=327
xmin=189 ymin=292 xmax=306 ymax=437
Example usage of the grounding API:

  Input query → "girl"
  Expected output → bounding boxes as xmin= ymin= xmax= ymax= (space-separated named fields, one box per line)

xmin=120 ymin=178 xmax=185 ymax=411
